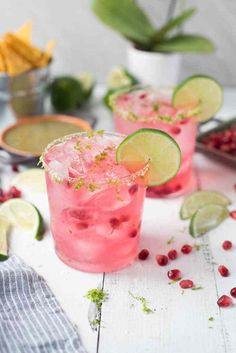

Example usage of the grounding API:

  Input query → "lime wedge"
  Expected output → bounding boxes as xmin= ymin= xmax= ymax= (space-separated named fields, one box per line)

xmin=0 ymin=217 xmax=10 ymax=261
xmin=11 ymin=168 xmax=46 ymax=192
xmin=0 ymin=199 xmax=44 ymax=240
xmin=189 ymin=204 xmax=229 ymax=238
xmin=107 ymin=66 xmax=138 ymax=89
xmin=180 ymin=191 xmax=231 ymax=220
xmin=172 ymin=75 xmax=223 ymax=122
xmin=116 ymin=128 xmax=181 ymax=186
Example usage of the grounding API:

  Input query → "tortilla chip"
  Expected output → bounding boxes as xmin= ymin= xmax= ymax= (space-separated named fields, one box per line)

xmin=0 ymin=43 xmax=6 ymax=72
xmin=0 ymin=42 xmax=32 ymax=76
xmin=4 ymin=33 xmax=43 ymax=67
xmin=15 ymin=20 xmax=32 ymax=43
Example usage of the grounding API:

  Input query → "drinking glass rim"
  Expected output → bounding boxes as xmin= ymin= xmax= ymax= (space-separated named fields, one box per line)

xmin=40 ymin=130 xmax=149 ymax=186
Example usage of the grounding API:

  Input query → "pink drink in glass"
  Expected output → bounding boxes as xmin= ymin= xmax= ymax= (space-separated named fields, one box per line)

xmin=42 ymin=131 xmax=146 ymax=273
xmin=113 ymin=88 xmax=197 ymax=198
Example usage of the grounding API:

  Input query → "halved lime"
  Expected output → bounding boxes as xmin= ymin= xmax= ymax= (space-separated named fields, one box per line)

xmin=0 ymin=199 xmax=44 ymax=241
xmin=11 ymin=168 xmax=46 ymax=192
xmin=189 ymin=204 xmax=229 ymax=237
xmin=172 ymin=75 xmax=223 ymax=122
xmin=116 ymin=128 xmax=181 ymax=186
xmin=0 ymin=217 xmax=10 ymax=261
xmin=180 ymin=191 xmax=231 ymax=220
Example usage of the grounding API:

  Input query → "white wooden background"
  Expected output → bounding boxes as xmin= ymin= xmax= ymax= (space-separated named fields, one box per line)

xmin=0 ymin=87 xmax=236 ymax=353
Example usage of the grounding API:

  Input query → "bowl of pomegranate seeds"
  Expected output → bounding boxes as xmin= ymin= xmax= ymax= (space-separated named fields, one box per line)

xmin=197 ymin=117 xmax=236 ymax=165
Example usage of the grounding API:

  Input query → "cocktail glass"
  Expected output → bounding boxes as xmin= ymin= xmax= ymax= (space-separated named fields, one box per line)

xmin=113 ymin=88 xmax=197 ymax=198
xmin=42 ymin=131 xmax=146 ymax=273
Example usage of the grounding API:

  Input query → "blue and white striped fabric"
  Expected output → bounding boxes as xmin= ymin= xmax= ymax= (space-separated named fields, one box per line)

xmin=0 ymin=256 xmax=87 ymax=353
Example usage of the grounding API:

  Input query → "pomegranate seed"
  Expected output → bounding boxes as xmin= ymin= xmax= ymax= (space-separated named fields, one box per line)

xmin=129 ymin=229 xmax=138 ymax=238
xmin=11 ymin=164 xmax=19 ymax=172
xmin=120 ymin=214 xmax=130 ymax=222
xmin=168 ymin=249 xmax=178 ymax=260
xmin=8 ymin=186 xmax=22 ymax=198
xmin=76 ymin=222 xmax=88 ymax=230
xmin=217 ymin=295 xmax=233 ymax=308
xmin=230 ymin=211 xmax=236 ymax=219
xmin=181 ymin=244 xmax=192 ymax=254
xmin=138 ymin=249 xmax=149 ymax=260
xmin=179 ymin=280 xmax=194 ymax=289
xmin=167 ymin=269 xmax=181 ymax=281
xmin=129 ymin=184 xmax=138 ymax=195
xmin=222 ymin=240 xmax=232 ymax=250
xmin=230 ymin=287 xmax=236 ymax=298
xmin=170 ymin=126 xmax=181 ymax=135
xmin=109 ymin=217 xmax=121 ymax=229
xmin=218 ymin=265 xmax=230 ymax=277
xmin=156 ymin=254 xmax=168 ymax=266
xmin=180 ymin=119 xmax=189 ymax=125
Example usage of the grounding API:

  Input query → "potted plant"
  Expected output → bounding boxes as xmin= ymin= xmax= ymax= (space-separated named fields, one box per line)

xmin=92 ymin=0 xmax=215 ymax=87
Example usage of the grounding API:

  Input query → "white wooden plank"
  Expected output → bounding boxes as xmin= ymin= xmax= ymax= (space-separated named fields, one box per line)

xmin=98 ymin=150 xmax=236 ymax=353
xmin=1 ymin=167 xmax=101 ymax=353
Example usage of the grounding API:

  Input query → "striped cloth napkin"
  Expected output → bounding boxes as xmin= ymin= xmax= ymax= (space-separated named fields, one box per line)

xmin=0 ymin=255 xmax=87 ymax=353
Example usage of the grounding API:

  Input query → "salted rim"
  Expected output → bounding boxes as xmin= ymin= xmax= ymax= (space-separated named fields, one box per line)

xmin=111 ymin=86 xmax=200 ymax=124
xmin=40 ymin=131 xmax=149 ymax=186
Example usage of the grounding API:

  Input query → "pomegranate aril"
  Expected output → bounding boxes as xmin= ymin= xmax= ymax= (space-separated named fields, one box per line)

xmin=138 ymin=249 xmax=149 ymax=260
xmin=218 ymin=265 xmax=230 ymax=277
xmin=222 ymin=240 xmax=232 ymax=250
xmin=181 ymin=244 xmax=192 ymax=254
xmin=179 ymin=279 xmax=194 ymax=289
xmin=170 ymin=126 xmax=181 ymax=135
xmin=167 ymin=269 xmax=181 ymax=281
xmin=156 ymin=254 xmax=168 ymax=266
xmin=129 ymin=229 xmax=138 ymax=238
xmin=120 ymin=214 xmax=130 ymax=222
xmin=230 ymin=210 xmax=236 ymax=219
xmin=217 ymin=295 xmax=233 ymax=308
xmin=129 ymin=184 xmax=138 ymax=196
xmin=230 ymin=287 xmax=236 ymax=298
xmin=168 ymin=249 xmax=178 ymax=260
xmin=76 ymin=222 xmax=89 ymax=230
xmin=109 ymin=217 xmax=121 ymax=229
xmin=8 ymin=186 xmax=22 ymax=198
xmin=11 ymin=164 xmax=19 ymax=172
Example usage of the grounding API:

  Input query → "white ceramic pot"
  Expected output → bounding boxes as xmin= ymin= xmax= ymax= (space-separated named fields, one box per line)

xmin=127 ymin=46 xmax=181 ymax=88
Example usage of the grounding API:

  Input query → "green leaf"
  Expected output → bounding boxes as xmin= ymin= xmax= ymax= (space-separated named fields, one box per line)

xmin=154 ymin=35 xmax=215 ymax=53
xmin=154 ymin=8 xmax=197 ymax=41
xmin=92 ymin=0 xmax=155 ymax=47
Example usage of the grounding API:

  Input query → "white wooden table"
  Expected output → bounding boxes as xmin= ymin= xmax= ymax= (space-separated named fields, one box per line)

xmin=0 ymin=87 xmax=236 ymax=353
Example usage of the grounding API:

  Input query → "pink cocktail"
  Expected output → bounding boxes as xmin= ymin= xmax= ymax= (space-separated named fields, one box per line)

xmin=42 ymin=131 xmax=146 ymax=273
xmin=113 ymin=88 xmax=197 ymax=198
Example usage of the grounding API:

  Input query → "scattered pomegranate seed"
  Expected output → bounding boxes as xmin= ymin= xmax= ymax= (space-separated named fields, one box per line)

xmin=222 ymin=240 xmax=233 ymax=250
xmin=109 ymin=217 xmax=121 ymax=229
xmin=230 ymin=287 xmax=236 ymax=298
xmin=230 ymin=211 xmax=236 ymax=219
xmin=139 ymin=93 xmax=147 ymax=99
xmin=217 ymin=295 xmax=233 ymax=308
xmin=170 ymin=126 xmax=181 ymax=135
xmin=180 ymin=118 xmax=189 ymax=125
xmin=129 ymin=184 xmax=138 ymax=195
xmin=129 ymin=229 xmax=138 ymax=238
xmin=11 ymin=164 xmax=19 ymax=172
xmin=76 ymin=222 xmax=88 ymax=229
xmin=7 ymin=186 xmax=21 ymax=198
xmin=181 ymin=244 xmax=192 ymax=254
xmin=156 ymin=254 xmax=168 ymax=266
xmin=120 ymin=214 xmax=130 ymax=222
xmin=179 ymin=279 xmax=194 ymax=289
xmin=138 ymin=249 xmax=149 ymax=260
xmin=168 ymin=249 xmax=178 ymax=260
xmin=218 ymin=265 xmax=230 ymax=277
xmin=167 ymin=269 xmax=182 ymax=281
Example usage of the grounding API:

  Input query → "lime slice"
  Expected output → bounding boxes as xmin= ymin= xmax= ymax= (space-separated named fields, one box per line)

xmin=116 ymin=128 xmax=181 ymax=186
xmin=0 ymin=199 xmax=44 ymax=241
xmin=180 ymin=191 xmax=231 ymax=220
xmin=189 ymin=204 xmax=229 ymax=237
xmin=107 ymin=66 xmax=138 ymax=89
xmin=172 ymin=75 xmax=223 ymax=122
xmin=0 ymin=217 xmax=10 ymax=261
xmin=11 ymin=168 xmax=46 ymax=192
xmin=78 ymin=72 xmax=95 ymax=99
